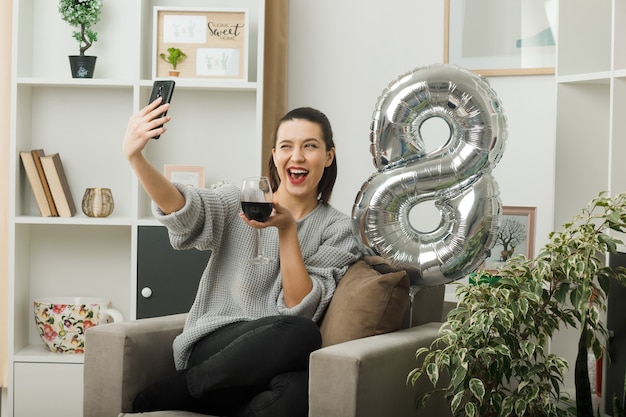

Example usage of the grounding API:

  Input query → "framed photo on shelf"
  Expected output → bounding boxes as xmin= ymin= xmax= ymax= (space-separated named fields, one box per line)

xmin=153 ymin=7 xmax=249 ymax=80
xmin=444 ymin=0 xmax=556 ymax=76
xmin=164 ymin=165 xmax=205 ymax=188
xmin=484 ymin=206 xmax=536 ymax=270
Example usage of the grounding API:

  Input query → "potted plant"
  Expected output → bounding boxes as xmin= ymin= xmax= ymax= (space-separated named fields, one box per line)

xmin=58 ymin=0 xmax=102 ymax=78
xmin=409 ymin=192 xmax=626 ymax=417
xmin=160 ymin=47 xmax=187 ymax=77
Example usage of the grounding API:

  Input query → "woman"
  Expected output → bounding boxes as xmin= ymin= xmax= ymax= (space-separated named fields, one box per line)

xmin=123 ymin=99 xmax=361 ymax=416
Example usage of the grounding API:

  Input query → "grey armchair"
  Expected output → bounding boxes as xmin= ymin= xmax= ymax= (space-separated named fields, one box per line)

xmin=83 ymin=282 xmax=452 ymax=417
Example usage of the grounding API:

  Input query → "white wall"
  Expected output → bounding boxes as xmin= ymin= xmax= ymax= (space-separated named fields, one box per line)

xmin=286 ymin=0 xmax=556 ymax=251
xmin=286 ymin=0 xmax=571 ymax=394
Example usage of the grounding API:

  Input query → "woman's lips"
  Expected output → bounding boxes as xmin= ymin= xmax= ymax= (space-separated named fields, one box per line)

xmin=288 ymin=168 xmax=308 ymax=184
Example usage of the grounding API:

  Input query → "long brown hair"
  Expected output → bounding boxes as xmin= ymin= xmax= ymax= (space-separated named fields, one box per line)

xmin=267 ymin=107 xmax=337 ymax=205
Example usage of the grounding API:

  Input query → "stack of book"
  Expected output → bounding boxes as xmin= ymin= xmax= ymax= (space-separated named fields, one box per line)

xmin=20 ymin=149 xmax=77 ymax=217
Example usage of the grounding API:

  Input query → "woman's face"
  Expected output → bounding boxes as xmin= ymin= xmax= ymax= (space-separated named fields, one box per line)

xmin=272 ymin=119 xmax=335 ymax=202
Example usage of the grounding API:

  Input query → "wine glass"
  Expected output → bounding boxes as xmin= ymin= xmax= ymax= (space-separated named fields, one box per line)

xmin=241 ymin=176 xmax=274 ymax=264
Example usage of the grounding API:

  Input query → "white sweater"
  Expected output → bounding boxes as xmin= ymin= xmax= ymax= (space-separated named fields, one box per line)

xmin=153 ymin=182 xmax=361 ymax=369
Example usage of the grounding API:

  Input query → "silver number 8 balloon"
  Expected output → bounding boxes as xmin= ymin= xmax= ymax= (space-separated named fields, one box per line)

xmin=352 ymin=64 xmax=507 ymax=287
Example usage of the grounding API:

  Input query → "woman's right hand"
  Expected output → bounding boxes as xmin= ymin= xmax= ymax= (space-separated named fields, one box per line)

xmin=121 ymin=98 xmax=185 ymax=214
xmin=122 ymin=97 xmax=171 ymax=161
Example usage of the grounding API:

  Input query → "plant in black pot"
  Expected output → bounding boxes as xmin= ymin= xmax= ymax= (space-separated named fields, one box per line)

xmin=58 ymin=0 xmax=102 ymax=78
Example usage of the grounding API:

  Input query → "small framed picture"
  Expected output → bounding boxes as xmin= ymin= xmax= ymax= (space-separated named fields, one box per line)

xmin=164 ymin=165 xmax=205 ymax=188
xmin=485 ymin=206 xmax=537 ymax=269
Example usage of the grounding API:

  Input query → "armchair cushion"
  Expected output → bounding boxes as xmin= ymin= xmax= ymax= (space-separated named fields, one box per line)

xmin=319 ymin=257 xmax=409 ymax=347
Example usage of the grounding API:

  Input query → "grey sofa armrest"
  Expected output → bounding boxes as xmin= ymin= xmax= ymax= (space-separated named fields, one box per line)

xmin=83 ymin=314 xmax=187 ymax=417
xmin=309 ymin=322 xmax=452 ymax=417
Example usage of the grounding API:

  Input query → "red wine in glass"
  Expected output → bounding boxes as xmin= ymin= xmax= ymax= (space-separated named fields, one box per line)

xmin=241 ymin=177 xmax=274 ymax=263
xmin=241 ymin=202 xmax=273 ymax=222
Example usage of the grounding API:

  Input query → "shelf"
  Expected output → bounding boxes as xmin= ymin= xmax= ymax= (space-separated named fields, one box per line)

xmin=139 ymin=78 xmax=259 ymax=91
xmin=137 ymin=217 xmax=162 ymax=227
xmin=15 ymin=77 xmax=136 ymax=88
xmin=13 ymin=78 xmax=259 ymax=91
xmin=13 ymin=344 xmax=84 ymax=364
xmin=614 ymin=69 xmax=626 ymax=79
xmin=556 ymin=72 xmax=612 ymax=85
xmin=13 ymin=215 xmax=133 ymax=226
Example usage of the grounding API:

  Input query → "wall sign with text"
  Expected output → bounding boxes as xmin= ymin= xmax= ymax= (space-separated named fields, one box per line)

xmin=153 ymin=7 xmax=249 ymax=80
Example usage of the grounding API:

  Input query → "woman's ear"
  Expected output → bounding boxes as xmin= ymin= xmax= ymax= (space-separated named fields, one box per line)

xmin=325 ymin=147 xmax=336 ymax=167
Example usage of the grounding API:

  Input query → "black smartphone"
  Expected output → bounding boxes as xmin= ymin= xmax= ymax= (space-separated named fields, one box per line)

xmin=148 ymin=80 xmax=175 ymax=139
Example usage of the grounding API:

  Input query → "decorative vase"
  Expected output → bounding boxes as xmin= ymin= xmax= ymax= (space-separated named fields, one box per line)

xmin=82 ymin=188 xmax=114 ymax=217
xmin=68 ymin=55 xmax=97 ymax=78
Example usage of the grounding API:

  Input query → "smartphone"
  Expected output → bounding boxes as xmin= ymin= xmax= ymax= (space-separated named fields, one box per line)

xmin=148 ymin=80 xmax=175 ymax=139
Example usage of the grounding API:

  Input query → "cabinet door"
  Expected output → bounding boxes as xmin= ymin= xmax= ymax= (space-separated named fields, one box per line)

xmin=14 ymin=363 xmax=83 ymax=417
xmin=137 ymin=226 xmax=209 ymax=319
xmin=606 ymin=252 xmax=626 ymax=415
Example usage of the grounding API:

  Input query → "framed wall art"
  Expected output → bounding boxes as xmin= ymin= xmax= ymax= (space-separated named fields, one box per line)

xmin=164 ymin=165 xmax=205 ymax=188
xmin=484 ymin=206 xmax=536 ymax=270
xmin=153 ymin=7 xmax=249 ymax=80
xmin=444 ymin=0 xmax=556 ymax=76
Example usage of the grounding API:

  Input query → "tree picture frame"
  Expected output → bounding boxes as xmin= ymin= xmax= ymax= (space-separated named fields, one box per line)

xmin=485 ymin=206 xmax=536 ymax=269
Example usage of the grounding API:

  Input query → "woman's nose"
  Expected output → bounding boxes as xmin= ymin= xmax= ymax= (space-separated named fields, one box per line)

xmin=291 ymin=147 xmax=305 ymax=161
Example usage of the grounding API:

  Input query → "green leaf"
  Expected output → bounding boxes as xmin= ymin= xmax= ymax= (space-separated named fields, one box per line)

xmin=515 ymin=398 xmax=528 ymax=416
xmin=521 ymin=341 xmax=536 ymax=358
xmin=518 ymin=379 xmax=530 ymax=392
xmin=469 ymin=378 xmax=485 ymax=402
xmin=570 ymin=286 xmax=582 ymax=309
xmin=519 ymin=297 xmax=529 ymax=317
xmin=497 ymin=277 xmax=518 ymax=287
xmin=465 ymin=402 xmax=476 ymax=417
xmin=415 ymin=392 xmax=431 ymax=410
xmin=553 ymin=282 xmax=569 ymax=304
xmin=591 ymin=338 xmax=603 ymax=359
xmin=426 ymin=362 xmax=439 ymax=386
xmin=407 ymin=368 xmax=422 ymax=386
xmin=501 ymin=396 xmax=514 ymax=416
xmin=451 ymin=366 xmax=467 ymax=389
xmin=415 ymin=347 xmax=429 ymax=360
xmin=597 ymin=273 xmax=611 ymax=296
xmin=494 ymin=344 xmax=511 ymax=357
xmin=450 ymin=391 xmax=463 ymax=413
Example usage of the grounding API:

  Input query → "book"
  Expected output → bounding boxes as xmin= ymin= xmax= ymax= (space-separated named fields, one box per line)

xmin=31 ymin=149 xmax=59 ymax=217
xmin=40 ymin=153 xmax=77 ymax=217
xmin=20 ymin=151 xmax=54 ymax=217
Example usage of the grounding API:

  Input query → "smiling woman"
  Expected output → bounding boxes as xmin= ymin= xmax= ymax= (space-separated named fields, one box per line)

xmin=268 ymin=107 xmax=337 ymax=209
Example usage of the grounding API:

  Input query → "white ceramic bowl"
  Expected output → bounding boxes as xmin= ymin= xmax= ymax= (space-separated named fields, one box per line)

xmin=33 ymin=297 xmax=123 ymax=353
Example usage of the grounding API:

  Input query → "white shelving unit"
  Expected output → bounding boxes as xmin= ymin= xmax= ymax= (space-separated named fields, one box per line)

xmin=554 ymin=0 xmax=625 ymax=227
xmin=553 ymin=0 xmax=626 ymax=408
xmin=8 ymin=0 xmax=265 ymax=415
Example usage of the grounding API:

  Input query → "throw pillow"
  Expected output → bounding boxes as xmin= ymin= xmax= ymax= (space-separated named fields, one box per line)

xmin=319 ymin=257 xmax=409 ymax=347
